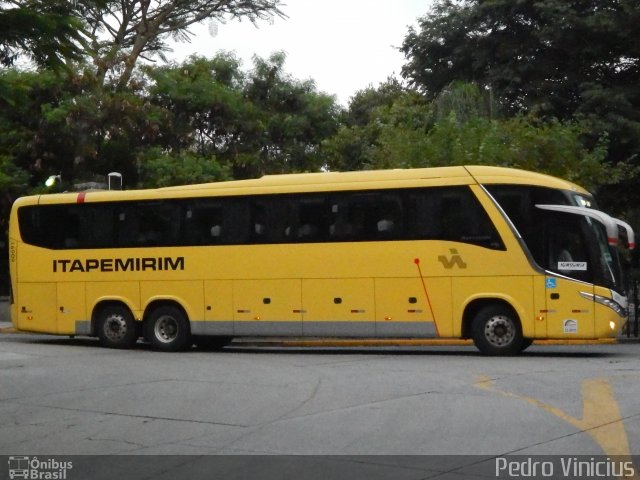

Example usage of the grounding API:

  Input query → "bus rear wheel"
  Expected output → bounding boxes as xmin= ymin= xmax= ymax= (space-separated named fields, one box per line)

xmin=145 ymin=305 xmax=191 ymax=352
xmin=96 ymin=305 xmax=138 ymax=349
xmin=471 ymin=305 xmax=523 ymax=356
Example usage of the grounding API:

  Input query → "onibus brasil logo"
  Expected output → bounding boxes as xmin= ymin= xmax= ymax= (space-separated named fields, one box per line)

xmin=8 ymin=456 xmax=72 ymax=480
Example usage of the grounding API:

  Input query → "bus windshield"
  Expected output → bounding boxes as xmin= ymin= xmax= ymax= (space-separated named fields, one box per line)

xmin=533 ymin=204 xmax=626 ymax=293
xmin=484 ymin=184 xmax=627 ymax=293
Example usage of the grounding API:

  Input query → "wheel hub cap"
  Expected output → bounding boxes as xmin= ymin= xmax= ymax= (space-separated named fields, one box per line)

xmin=484 ymin=315 xmax=515 ymax=346
xmin=104 ymin=315 xmax=127 ymax=341
xmin=155 ymin=315 xmax=179 ymax=343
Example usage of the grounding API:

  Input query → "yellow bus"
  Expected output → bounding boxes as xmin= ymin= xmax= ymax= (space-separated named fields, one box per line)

xmin=7 ymin=166 xmax=634 ymax=355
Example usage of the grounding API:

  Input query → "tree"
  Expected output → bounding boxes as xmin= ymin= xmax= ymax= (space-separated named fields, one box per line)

xmin=325 ymin=81 xmax=611 ymax=190
xmin=146 ymin=53 xmax=340 ymax=180
xmin=0 ymin=1 xmax=86 ymax=70
xmin=0 ymin=0 xmax=288 ymax=186
xmin=372 ymin=111 xmax=609 ymax=189
xmin=401 ymin=0 xmax=640 ymax=118
xmin=138 ymin=148 xmax=229 ymax=187
xmin=0 ymin=66 xmax=170 ymax=189
xmin=322 ymin=78 xmax=407 ymax=171
xmin=401 ymin=0 xmax=640 ymax=217
xmin=81 ymin=0 xmax=284 ymax=89
xmin=146 ymin=53 xmax=251 ymax=160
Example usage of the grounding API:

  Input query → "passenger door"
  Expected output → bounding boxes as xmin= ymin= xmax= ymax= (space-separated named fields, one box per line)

xmin=539 ymin=211 xmax=596 ymax=338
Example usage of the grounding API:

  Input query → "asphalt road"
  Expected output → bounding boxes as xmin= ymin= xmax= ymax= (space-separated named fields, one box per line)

xmin=0 ymin=332 xmax=639 ymax=478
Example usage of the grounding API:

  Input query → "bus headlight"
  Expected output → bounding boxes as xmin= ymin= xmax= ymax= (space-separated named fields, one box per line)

xmin=580 ymin=292 xmax=626 ymax=316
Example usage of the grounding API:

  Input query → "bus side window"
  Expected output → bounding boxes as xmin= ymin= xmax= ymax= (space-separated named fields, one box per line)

xmin=406 ymin=190 xmax=440 ymax=239
xmin=440 ymin=188 xmax=504 ymax=249
xmin=117 ymin=208 xmax=137 ymax=246
xmin=329 ymin=193 xmax=403 ymax=241
xmin=84 ymin=205 xmax=115 ymax=248
xmin=250 ymin=203 xmax=268 ymax=241
xmin=17 ymin=206 xmax=41 ymax=247
xmin=407 ymin=187 xmax=504 ymax=249
xmin=225 ymin=201 xmax=250 ymax=244
xmin=289 ymin=196 xmax=327 ymax=242
xmin=186 ymin=202 xmax=224 ymax=244
xmin=18 ymin=204 xmax=114 ymax=249
xmin=440 ymin=193 xmax=466 ymax=241
xmin=49 ymin=206 xmax=78 ymax=249
xmin=145 ymin=204 xmax=180 ymax=246
xmin=345 ymin=195 xmax=380 ymax=241
xmin=329 ymin=200 xmax=354 ymax=240
xmin=377 ymin=195 xmax=403 ymax=237
xmin=250 ymin=198 xmax=290 ymax=243
xmin=117 ymin=202 xmax=181 ymax=247
xmin=62 ymin=212 xmax=80 ymax=248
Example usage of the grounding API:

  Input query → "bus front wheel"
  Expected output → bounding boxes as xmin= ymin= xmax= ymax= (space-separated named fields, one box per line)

xmin=96 ymin=305 xmax=138 ymax=349
xmin=471 ymin=305 xmax=523 ymax=356
xmin=145 ymin=305 xmax=191 ymax=352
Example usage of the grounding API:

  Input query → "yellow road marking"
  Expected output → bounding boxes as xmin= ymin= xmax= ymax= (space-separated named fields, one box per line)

xmin=476 ymin=375 xmax=634 ymax=464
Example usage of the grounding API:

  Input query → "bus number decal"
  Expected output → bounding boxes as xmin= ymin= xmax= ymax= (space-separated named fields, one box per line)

xmin=558 ymin=262 xmax=587 ymax=271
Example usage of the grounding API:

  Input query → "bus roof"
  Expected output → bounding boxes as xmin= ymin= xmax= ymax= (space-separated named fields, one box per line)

xmin=161 ymin=165 xmax=589 ymax=192
xmin=464 ymin=166 xmax=590 ymax=194
xmin=14 ymin=165 xmax=590 ymax=206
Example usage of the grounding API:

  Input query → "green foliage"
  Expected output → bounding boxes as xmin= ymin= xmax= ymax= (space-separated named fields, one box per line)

xmin=400 ymin=0 xmax=640 ymax=217
xmin=0 ymin=67 xmax=168 ymax=188
xmin=0 ymin=155 xmax=29 ymax=192
xmin=147 ymin=53 xmax=340 ymax=179
xmin=401 ymin=0 xmax=640 ymax=118
xmin=342 ymin=77 xmax=406 ymax=127
xmin=138 ymin=149 xmax=230 ymax=188
xmin=0 ymin=51 xmax=340 ymax=197
xmin=322 ymin=78 xmax=409 ymax=171
xmin=0 ymin=68 xmax=70 ymax=186
xmin=0 ymin=1 xmax=86 ymax=70
xmin=329 ymin=81 xmax=610 ymax=191
xmin=373 ymin=113 xmax=608 ymax=190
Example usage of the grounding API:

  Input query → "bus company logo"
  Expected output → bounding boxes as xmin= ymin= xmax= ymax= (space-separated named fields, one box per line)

xmin=8 ymin=456 xmax=72 ymax=479
xmin=52 ymin=256 xmax=185 ymax=273
xmin=438 ymin=249 xmax=468 ymax=269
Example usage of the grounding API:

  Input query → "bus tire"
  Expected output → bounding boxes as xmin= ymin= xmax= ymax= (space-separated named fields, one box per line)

xmin=471 ymin=305 xmax=523 ymax=356
xmin=96 ymin=305 xmax=138 ymax=349
xmin=146 ymin=305 xmax=191 ymax=352
xmin=193 ymin=335 xmax=233 ymax=351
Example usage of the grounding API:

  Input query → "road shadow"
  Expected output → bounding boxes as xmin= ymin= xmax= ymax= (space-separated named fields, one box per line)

xmin=0 ymin=333 xmax=620 ymax=358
